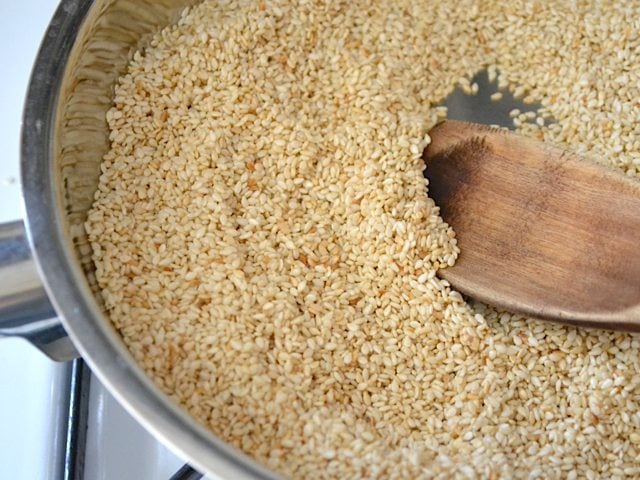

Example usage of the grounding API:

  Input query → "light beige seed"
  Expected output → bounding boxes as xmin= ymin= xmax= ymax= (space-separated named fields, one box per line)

xmin=85 ymin=0 xmax=640 ymax=478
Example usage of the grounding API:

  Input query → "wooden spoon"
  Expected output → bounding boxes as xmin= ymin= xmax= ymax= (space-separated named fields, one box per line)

xmin=423 ymin=120 xmax=640 ymax=331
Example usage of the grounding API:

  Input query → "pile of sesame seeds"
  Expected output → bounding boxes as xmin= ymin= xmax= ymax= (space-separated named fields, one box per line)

xmin=85 ymin=0 xmax=640 ymax=478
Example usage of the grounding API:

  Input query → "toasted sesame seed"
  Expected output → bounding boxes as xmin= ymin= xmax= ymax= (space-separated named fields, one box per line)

xmin=85 ymin=0 xmax=640 ymax=478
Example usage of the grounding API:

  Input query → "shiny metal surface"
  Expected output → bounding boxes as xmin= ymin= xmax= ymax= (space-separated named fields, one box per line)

xmin=20 ymin=0 xmax=279 ymax=478
xmin=443 ymin=70 xmax=541 ymax=129
xmin=0 ymin=220 xmax=76 ymax=360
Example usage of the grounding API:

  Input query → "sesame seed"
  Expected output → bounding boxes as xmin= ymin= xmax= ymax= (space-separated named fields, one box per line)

xmin=84 ymin=0 xmax=640 ymax=478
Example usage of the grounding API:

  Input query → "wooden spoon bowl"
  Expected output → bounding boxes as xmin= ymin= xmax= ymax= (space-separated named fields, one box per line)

xmin=423 ymin=120 xmax=640 ymax=331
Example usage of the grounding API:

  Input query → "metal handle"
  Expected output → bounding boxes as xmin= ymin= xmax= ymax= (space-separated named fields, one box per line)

xmin=0 ymin=220 xmax=77 ymax=361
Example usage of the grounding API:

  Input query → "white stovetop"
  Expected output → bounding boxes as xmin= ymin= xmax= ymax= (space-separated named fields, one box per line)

xmin=0 ymin=2 xmax=189 ymax=479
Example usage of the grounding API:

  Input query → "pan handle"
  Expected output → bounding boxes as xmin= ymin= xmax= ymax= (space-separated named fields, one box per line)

xmin=0 ymin=220 xmax=78 ymax=361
